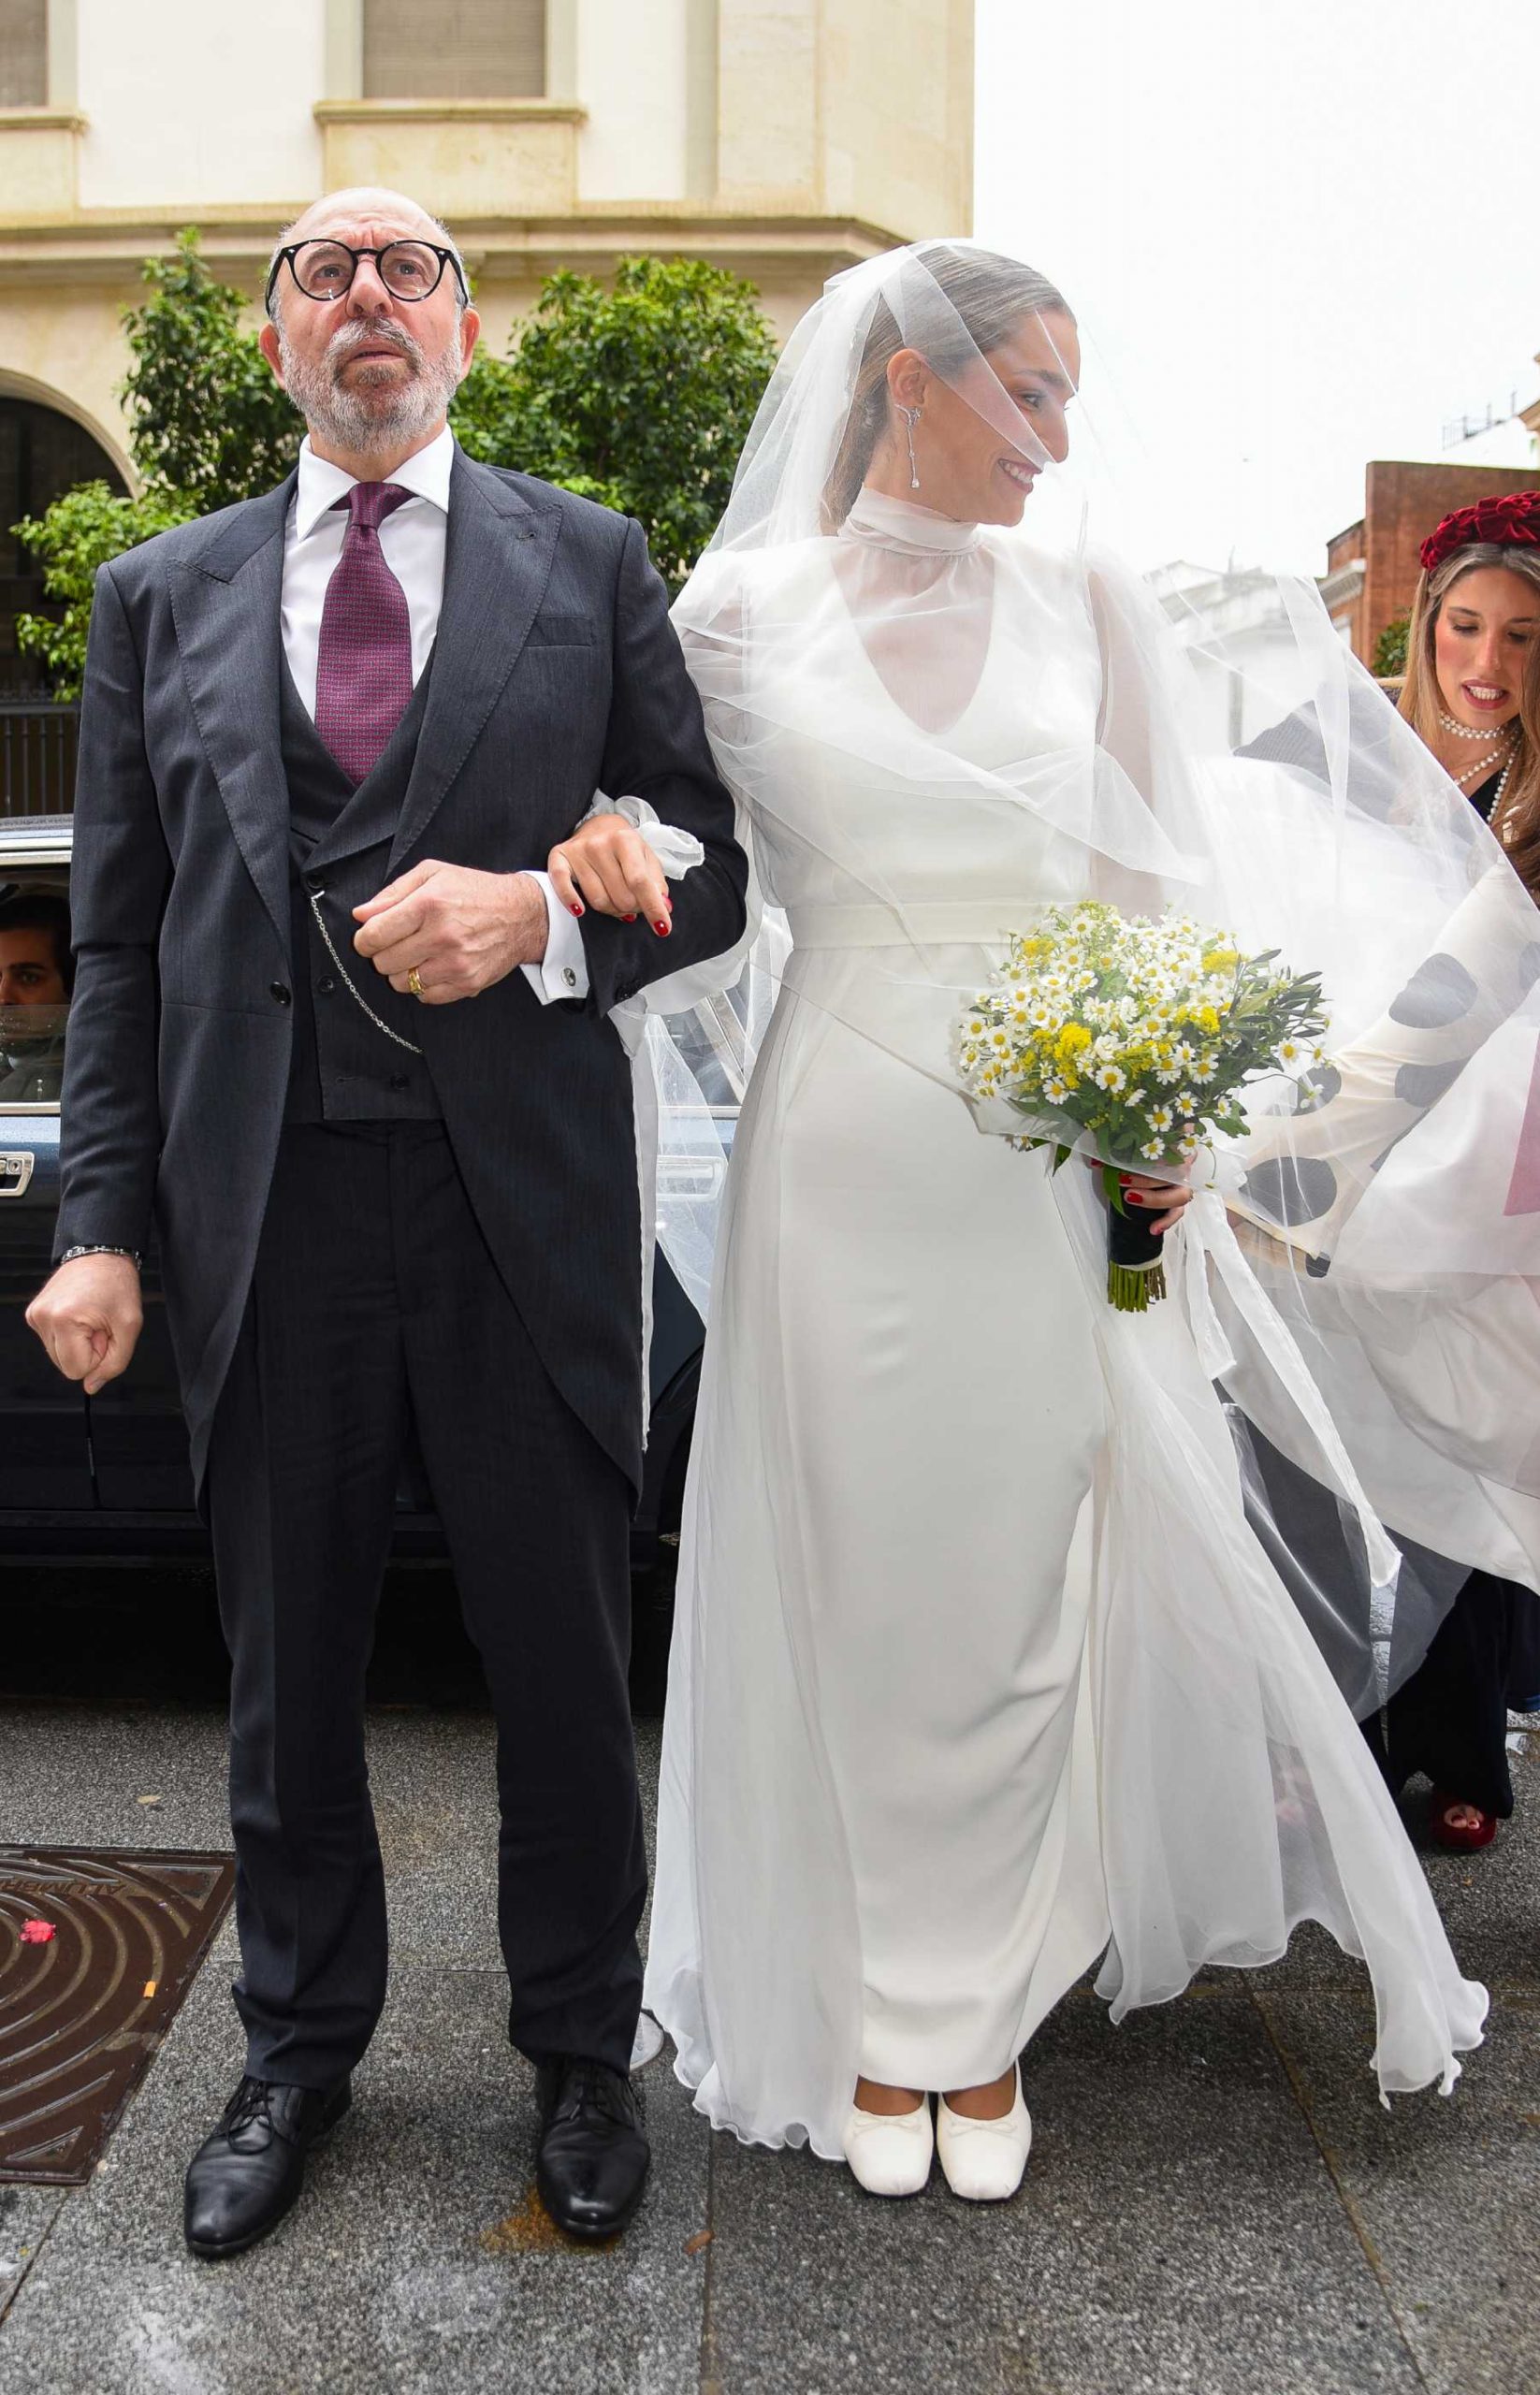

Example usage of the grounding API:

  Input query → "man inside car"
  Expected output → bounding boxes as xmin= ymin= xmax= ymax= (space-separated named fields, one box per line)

xmin=0 ymin=892 xmax=72 ymax=1104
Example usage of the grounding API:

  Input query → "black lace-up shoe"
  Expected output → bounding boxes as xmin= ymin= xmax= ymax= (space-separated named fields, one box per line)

xmin=183 ymin=2074 xmax=351 ymax=2259
xmin=534 ymin=2056 xmax=650 ymax=2243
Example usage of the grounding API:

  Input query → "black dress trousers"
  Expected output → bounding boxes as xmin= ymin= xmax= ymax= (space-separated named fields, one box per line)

xmin=205 ymin=1118 xmax=647 ymax=2089
xmin=1367 ymin=1568 xmax=1540 ymax=1819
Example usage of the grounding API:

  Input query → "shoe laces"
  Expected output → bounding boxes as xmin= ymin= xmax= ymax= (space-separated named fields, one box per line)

xmin=221 ymin=2076 xmax=275 ymax=2138
xmin=552 ymin=2059 xmax=633 ymax=2127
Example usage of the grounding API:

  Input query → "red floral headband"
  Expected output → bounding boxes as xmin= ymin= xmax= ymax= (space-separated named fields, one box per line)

xmin=1419 ymin=488 xmax=1540 ymax=576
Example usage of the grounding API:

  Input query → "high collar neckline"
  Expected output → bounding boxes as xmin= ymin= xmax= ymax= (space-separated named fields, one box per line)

xmin=840 ymin=486 xmax=983 ymax=557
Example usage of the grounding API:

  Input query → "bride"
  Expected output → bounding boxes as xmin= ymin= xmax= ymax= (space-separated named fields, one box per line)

xmin=548 ymin=243 xmax=1540 ymax=2201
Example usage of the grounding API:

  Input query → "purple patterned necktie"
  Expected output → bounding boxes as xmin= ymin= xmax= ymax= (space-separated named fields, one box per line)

xmin=313 ymin=481 xmax=414 ymax=784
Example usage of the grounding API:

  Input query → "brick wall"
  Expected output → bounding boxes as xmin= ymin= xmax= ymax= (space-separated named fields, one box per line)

xmin=1328 ymin=460 xmax=1540 ymax=668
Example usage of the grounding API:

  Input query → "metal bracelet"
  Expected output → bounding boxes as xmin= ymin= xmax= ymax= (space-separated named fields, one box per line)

xmin=60 ymin=1244 xmax=143 ymax=1270
xmin=308 ymin=887 xmax=425 ymax=1056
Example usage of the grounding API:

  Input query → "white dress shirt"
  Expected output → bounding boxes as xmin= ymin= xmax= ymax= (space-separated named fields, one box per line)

xmin=280 ymin=426 xmax=588 ymax=1003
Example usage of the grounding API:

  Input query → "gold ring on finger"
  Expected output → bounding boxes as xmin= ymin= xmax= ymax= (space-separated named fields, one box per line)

xmin=407 ymin=967 xmax=426 ymax=999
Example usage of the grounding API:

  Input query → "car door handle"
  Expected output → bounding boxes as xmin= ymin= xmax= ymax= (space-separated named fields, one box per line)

xmin=0 ymin=1150 xmax=36 ymax=1198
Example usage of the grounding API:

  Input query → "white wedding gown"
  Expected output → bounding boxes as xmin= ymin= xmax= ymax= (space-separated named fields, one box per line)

xmin=643 ymin=492 xmax=1489 ymax=2159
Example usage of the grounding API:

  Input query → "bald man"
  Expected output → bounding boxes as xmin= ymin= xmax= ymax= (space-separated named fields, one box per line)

xmin=28 ymin=189 xmax=747 ymax=2258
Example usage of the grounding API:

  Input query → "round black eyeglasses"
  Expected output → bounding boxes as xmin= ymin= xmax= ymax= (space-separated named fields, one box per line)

xmin=265 ymin=240 xmax=469 ymax=313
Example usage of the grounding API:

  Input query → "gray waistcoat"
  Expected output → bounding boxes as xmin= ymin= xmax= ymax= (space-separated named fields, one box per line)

xmin=280 ymin=657 xmax=442 ymax=1122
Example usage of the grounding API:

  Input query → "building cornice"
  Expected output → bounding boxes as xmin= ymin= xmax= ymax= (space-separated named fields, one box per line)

xmin=0 ymin=206 xmax=898 ymax=289
xmin=0 ymin=109 xmax=87 ymax=133
xmin=1317 ymin=560 xmax=1366 ymax=612
xmin=312 ymin=98 xmax=587 ymax=126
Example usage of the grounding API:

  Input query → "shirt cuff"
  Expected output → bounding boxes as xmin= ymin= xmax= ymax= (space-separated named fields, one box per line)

xmin=519 ymin=872 xmax=590 ymax=1004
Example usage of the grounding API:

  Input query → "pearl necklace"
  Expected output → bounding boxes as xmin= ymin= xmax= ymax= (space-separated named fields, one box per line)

xmin=1485 ymin=749 xmax=1517 ymax=826
xmin=1452 ymin=747 xmax=1510 ymax=789
xmin=1437 ymin=704 xmax=1507 ymax=741
xmin=1440 ymin=720 xmax=1518 ymax=790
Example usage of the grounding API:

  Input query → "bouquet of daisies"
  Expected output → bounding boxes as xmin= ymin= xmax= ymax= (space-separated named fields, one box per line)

xmin=955 ymin=902 xmax=1329 ymax=1310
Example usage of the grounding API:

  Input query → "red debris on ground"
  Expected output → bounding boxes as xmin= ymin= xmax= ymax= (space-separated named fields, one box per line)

xmin=20 ymin=1920 xmax=57 ymax=1945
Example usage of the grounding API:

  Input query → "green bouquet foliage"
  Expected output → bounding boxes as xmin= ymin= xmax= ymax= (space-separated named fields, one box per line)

xmin=956 ymin=903 xmax=1330 ymax=1311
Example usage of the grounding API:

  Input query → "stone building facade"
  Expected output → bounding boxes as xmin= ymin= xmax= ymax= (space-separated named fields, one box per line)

xmin=0 ymin=0 xmax=974 ymax=686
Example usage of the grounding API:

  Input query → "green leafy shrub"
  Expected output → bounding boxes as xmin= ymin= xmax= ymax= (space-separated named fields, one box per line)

xmin=14 ymin=230 xmax=300 ymax=693
xmin=1373 ymin=614 xmax=1410 ymax=680
xmin=451 ymin=255 xmax=778 ymax=590
xmin=13 ymin=484 xmax=196 ymax=697
xmin=14 ymin=242 xmax=777 ymax=693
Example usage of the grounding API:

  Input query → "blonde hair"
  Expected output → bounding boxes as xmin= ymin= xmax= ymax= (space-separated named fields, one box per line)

xmin=822 ymin=248 xmax=1072 ymax=530
xmin=1400 ymin=543 xmax=1540 ymax=895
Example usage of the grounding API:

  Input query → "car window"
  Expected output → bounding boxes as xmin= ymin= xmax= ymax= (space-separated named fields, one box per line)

xmin=0 ymin=864 xmax=72 ymax=1115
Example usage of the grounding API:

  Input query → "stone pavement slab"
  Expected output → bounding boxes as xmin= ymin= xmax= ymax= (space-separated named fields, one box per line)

xmin=0 ymin=1703 xmax=663 ymax=1978
xmin=703 ymin=1990 xmax=1423 ymax=2395
xmin=2 ymin=1687 xmax=1534 ymax=2390
xmin=1257 ymin=1984 xmax=1540 ymax=2395
xmin=0 ymin=2186 xmax=66 ymax=2315
xmin=0 ymin=1957 xmax=709 ymax=2395
xmin=0 ymin=1701 xmax=232 ymax=1852
xmin=1247 ymin=1722 xmax=1538 ymax=1999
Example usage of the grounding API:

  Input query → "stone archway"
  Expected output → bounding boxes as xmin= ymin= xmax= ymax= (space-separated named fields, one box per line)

xmin=0 ymin=389 xmax=128 ymax=697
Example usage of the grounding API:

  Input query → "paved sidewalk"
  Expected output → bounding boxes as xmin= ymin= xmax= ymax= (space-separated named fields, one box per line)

xmin=1 ymin=1686 xmax=1535 ymax=2393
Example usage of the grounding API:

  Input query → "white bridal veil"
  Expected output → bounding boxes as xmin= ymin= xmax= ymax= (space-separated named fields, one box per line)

xmin=646 ymin=239 xmax=1540 ymax=1709
xmin=637 ymin=241 xmax=1539 ymax=2136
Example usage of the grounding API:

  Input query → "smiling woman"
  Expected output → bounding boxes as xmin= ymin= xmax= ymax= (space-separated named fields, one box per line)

xmin=1359 ymin=493 xmax=1540 ymax=1854
xmin=1398 ymin=495 xmax=1540 ymax=893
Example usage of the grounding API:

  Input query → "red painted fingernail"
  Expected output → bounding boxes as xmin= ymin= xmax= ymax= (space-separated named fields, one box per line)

xmin=1127 ymin=1193 xmax=1145 ymax=1204
xmin=624 ymin=914 xmax=637 ymax=923
xmin=655 ymin=921 xmax=671 ymax=936
xmin=570 ymin=903 xmax=584 ymax=917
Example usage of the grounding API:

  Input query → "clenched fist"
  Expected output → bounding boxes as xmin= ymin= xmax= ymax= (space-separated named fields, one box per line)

xmin=26 ymin=1253 xmax=144 ymax=1395
xmin=352 ymin=860 xmax=549 ymax=1004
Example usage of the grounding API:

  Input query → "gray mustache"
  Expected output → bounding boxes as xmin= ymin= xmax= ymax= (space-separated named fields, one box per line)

xmin=327 ymin=324 xmax=422 ymax=373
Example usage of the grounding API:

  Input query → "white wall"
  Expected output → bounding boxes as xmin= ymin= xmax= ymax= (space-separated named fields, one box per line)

xmin=574 ymin=0 xmax=690 ymax=203
xmin=76 ymin=0 xmax=325 ymax=211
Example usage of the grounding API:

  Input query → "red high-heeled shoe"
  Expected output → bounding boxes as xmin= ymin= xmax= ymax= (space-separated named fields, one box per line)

xmin=1427 ymin=1789 xmax=1500 ymax=1851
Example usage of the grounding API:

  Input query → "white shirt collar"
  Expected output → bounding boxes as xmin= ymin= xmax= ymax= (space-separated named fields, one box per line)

xmin=293 ymin=423 xmax=456 ymax=543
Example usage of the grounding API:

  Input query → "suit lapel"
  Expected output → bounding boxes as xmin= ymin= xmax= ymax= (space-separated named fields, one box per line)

xmin=169 ymin=477 xmax=295 ymax=958
xmin=387 ymin=450 xmax=560 ymax=874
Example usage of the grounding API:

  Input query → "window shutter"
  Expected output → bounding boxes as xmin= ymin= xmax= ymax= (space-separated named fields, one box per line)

xmin=0 ymin=0 xmax=49 ymax=108
xmin=362 ymin=1 xmax=545 ymax=100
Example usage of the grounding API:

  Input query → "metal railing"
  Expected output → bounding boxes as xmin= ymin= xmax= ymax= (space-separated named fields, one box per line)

xmin=0 ymin=703 xmax=79 ymax=817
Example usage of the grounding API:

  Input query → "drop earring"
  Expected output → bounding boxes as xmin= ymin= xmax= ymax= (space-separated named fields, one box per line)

xmin=898 ymin=404 xmax=923 ymax=492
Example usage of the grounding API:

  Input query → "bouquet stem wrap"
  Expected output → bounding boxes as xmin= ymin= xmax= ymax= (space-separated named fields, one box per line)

xmin=1102 ymin=1164 xmax=1168 ymax=1311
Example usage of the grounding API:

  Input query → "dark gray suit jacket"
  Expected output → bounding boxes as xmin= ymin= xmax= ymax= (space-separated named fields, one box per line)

xmin=56 ymin=445 xmax=748 ymax=1500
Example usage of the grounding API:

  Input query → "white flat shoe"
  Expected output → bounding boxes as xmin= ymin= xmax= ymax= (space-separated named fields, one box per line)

xmin=936 ymin=2070 xmax=1032 ymax=2201
xmin=841 ymin=2097 xmax=934 ymax=2197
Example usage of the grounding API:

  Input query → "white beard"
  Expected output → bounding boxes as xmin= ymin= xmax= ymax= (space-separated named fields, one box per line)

xmin=278 ymin=318 xmax=462 ymax=458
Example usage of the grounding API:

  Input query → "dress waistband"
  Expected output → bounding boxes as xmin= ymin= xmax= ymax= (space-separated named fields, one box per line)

xmin=785 ymin=900 xmax=1050 ymax=949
